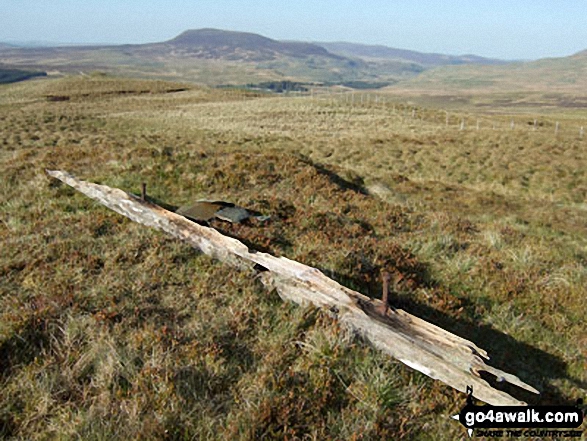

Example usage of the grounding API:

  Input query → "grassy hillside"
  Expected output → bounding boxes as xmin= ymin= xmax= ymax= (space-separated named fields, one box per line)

xmin=391 ymin=52 xmax=587 ymax=97
xmin=1 ymin=76 xmax=586 ymax=439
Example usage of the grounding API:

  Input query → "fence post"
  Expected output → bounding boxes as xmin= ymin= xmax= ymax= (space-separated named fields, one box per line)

xmin=511 ymin=120 xmax=515 ymax=130
xmin=555 ymin=122 xmax=559 ymax=135
xmin=580 ymin=126 xmax=584 ymax=138
xmin=460 ymin=119 xmax=465 ymax=131
xmin=476 ymin=120 xmax=480 ymax=131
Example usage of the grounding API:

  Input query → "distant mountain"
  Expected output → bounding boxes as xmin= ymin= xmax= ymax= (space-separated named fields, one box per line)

xmin=317 ymin=42 xmax=508 ymax=67
xmin=0 ymin=29 xmax=368 ymax=85
xmin=0 ymin=41 xmax=60 ymax=48
xmin=162 ymin=29 xmax=341 ymax=61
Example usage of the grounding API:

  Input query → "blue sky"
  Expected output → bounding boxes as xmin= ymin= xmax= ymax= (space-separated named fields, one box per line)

xmin=2 ymin=0 xmax=586 ymax=60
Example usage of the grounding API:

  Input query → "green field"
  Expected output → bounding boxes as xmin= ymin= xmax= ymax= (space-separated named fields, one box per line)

xmin=1 ymin=76 xmax=586 ymax=439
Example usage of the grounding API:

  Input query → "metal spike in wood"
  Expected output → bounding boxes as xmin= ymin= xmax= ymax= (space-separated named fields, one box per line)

xmin=46 ymin=169 xmax=540 ymax=406
xmin=378 ymin=271 xmax=391 ymax=315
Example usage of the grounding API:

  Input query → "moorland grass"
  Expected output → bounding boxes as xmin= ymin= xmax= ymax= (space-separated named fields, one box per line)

xmin=1 ymin=76 xmax=586 ymax=439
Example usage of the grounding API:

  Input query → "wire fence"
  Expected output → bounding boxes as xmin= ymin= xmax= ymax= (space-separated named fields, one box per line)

xmin=217 ymin=87 xmax=587 ymax=140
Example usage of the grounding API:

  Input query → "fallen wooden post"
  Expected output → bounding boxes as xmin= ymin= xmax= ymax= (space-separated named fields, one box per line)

xmin=46 ymin=169 xmax=539 ymax=406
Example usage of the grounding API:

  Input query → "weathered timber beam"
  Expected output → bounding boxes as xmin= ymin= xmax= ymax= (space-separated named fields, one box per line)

xmin=46 ymin=169 xmax=539 ymax=406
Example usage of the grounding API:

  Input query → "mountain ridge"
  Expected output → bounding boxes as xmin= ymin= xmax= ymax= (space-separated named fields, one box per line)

xmin=316 ymin=41 xmax=508 ymax=67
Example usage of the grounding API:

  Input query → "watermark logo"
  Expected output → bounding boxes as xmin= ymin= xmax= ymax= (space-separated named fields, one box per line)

xmin=451 ymin=386 xmax=584 ymax=438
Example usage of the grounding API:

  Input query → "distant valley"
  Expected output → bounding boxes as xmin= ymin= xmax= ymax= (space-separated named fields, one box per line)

xmin=1 ymin=28 xmax=586 ymax=101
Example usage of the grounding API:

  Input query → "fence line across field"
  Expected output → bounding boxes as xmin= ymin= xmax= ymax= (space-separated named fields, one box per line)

xmin=218 ymin=87 xmax=586 ymax=139
xmin=293 ymin=89 xmax=587 ymax=139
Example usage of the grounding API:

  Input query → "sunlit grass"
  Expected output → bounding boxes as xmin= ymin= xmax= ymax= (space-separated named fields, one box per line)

xmin=1 ymin=76 xmax=586 ymax=439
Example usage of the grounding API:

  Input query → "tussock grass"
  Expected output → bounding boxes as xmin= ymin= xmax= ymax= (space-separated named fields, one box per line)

xmin=1 ymin=76 xmax=586 ymax=439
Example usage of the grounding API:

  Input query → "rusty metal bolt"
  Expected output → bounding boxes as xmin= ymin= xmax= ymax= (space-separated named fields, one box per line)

xmin=379 ymin=271 xmax=391 ymax=315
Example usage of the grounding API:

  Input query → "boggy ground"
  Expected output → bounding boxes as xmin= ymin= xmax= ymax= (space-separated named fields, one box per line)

xmin=1 ymin=76 xmax=586 ymax=440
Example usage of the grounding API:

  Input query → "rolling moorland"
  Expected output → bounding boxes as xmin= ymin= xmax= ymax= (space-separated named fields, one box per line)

xmin=0 ymin=32 xmax=586 ymax=439
xmin=389 ymin=50 xmax=587 ymax=99
xmin=1 ymin=74 xmax=587 ymax=440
